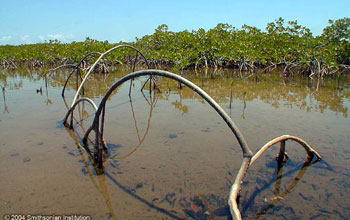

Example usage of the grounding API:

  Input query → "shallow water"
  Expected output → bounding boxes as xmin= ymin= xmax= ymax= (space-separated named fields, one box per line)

xmin=0 ymin=67 xmax=349 ymax=219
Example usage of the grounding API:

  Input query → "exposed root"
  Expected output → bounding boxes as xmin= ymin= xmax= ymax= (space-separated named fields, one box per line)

xmin=228 ymin=135 xmax=321 ymax=220
xmin=63 ymin=97 xmax=98 ymax=128
xmin=251 ymin=135 xmax=321 ymax=166
xmin=60 ymin=45 xmax=322 ymax=220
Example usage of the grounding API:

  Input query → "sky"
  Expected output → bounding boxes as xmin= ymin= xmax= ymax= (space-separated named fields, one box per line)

xmin=0 ymin=0 xmax=349 ymax=45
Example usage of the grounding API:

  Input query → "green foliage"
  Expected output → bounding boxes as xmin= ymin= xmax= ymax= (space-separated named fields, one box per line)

xmin=134 ymin=18 xmax=349 ymax=74
xmin=322 ymin=18 xmax=350 ymax=42
xmin=321 ymin=17 xmax=350 ymax=64
xmin=1 ymin=17 xmax=349 ymax=75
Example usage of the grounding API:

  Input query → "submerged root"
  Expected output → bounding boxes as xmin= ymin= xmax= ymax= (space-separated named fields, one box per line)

xmin=228 ymin=134 xmax=321 ymax=220
xmin=59 ymin=44 xmax=323 ymax=219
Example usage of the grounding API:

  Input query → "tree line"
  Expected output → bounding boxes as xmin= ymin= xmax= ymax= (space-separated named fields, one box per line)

xmin=1 ymin=17 xmax=349 ymax=77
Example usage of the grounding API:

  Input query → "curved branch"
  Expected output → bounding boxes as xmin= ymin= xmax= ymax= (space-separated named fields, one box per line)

xmin=109 ymin=93 xmax=157 ymax=160
xmin=62 ymin=52 xmax=102 ymax=97
xmin=71 ymin=44 xmax=150 ymax=107
xmin=90 ymin=70 xmax=255 ymax=219
xmin=77 ymin=51 xmax=103 ymax=67
xmin=74 ymin=69 xmax=322 ymax=220
xmin=63 ymin=97 xmax=107 ymax=152
xmin=94 ymin=69 xmax=252 ymax=158
xmin=50 ymin=64 xmax=77 ymax=72
xmin=228 ymin=135 xmax=321 ymax=220
xmin=82 ymin=125 xmax=94 ymax=146
xmin=62 ymin=68 xmax=78 ymax=97
xmin=228 ymin=156 xmax=251 ymax=220
xmin=250 ymin=135 xmax=321 ymax=166
xmin=63 ymin=97 xmax=97 ymax=128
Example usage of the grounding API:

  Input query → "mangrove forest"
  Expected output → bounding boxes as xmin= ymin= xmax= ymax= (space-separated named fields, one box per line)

xmin=1 ymin=17 xmax=349 ymax=77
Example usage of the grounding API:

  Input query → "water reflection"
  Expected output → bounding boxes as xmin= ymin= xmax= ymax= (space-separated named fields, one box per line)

xmin=60 ymin=72 xmax=330 ymax=219
xmin=108 ymin=90 xmax=157 ymax=160
xmin=63 ymin=89 xmax=186 ymax=219
xmin=1 ymin=86 xmax=9 ymax=113
xmin=170 ymin=89 xmax=189 ymax=115
xmin=44 ymin=76 xmax=52 ymax=105
xmin=64 ymin=127 xmax=118 ymax=220
xmin=0 ymin=69 xmax=24 ymax=90
xmin=241 ymin=155 xmax=319 ymax=219
xmin=155 ymin=70 xmax=350 ymax=119
xmin=1 ymin=67 xmax=349 ymax=219
xmin=62 ymin=85 xmax=327 ymax=219
xmin=1 ymin=68 xmax=348 ymax=118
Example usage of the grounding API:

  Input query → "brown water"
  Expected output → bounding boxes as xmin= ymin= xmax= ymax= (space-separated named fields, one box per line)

xmin=0 ymin=67 xmax=349 ymax=220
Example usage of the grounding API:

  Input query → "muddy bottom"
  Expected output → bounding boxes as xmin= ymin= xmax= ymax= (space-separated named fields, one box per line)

xmin=0 ymin=68 xmax=349 ymax=219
